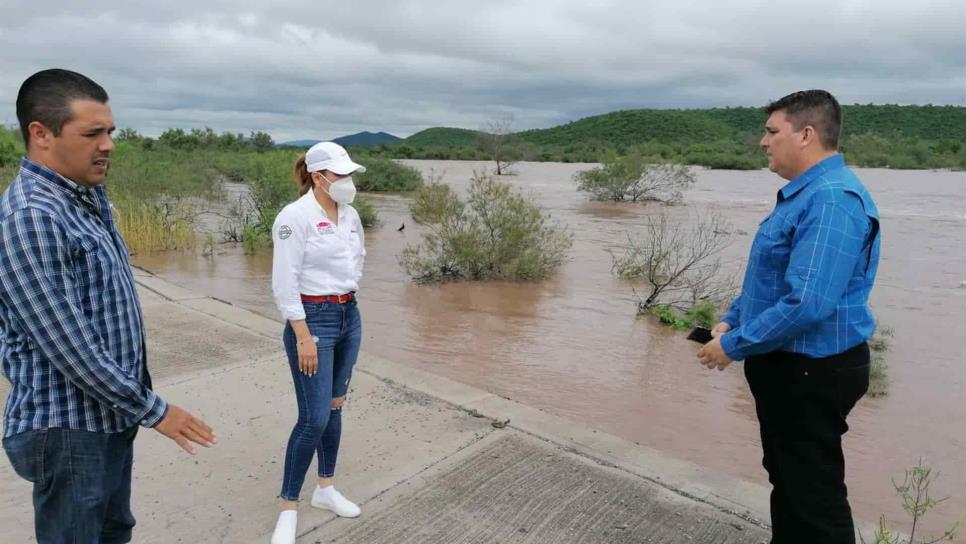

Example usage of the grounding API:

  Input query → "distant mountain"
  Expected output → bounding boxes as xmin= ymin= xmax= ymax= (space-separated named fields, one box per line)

xmin=334 ymin=131 xmax=401 ymax=147
xmin=275 ymin=139 xmax=319 ymax=148
xmin=276 ymin=132 xmax=401 ymax=149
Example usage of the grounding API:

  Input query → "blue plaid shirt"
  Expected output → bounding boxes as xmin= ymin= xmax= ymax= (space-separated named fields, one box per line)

xmin=0 ymin=158 xmax=167 ymax=438
xmin=721 ymin=154 xmax=880 ymax=361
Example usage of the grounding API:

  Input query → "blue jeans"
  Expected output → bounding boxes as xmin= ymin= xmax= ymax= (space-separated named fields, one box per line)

xmin=280 ymin=300 xmax=361 ymax=501
xmin=2 ymin=426 xmax=138 ymax=544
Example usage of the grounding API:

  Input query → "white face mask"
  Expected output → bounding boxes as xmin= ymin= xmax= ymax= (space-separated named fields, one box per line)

xmin=319 ymin=174 xmax=357 ymax=204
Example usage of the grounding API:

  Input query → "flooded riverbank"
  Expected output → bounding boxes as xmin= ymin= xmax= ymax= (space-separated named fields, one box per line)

xmin=135 ymin=160 xmax=966 ymax=539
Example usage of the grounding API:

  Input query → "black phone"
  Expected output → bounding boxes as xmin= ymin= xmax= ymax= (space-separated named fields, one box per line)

xmin=686 ymin=326 xmax=713 ymax=344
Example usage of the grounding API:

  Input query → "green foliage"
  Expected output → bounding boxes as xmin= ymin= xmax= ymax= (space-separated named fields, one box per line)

xmin=860 ymin=461 xmax=964 ymax=544
xmin=868 ymin=325 xmax=894 ymax=398
xmin=652 ymin=305 xmax=693 ymax=330
xmin=104 ymin=143 xmax=225 ymax=200
xmin=686 ymin=302 xmax=718 ymax=329
xmin=1 ymin=125 xmax=24 ymax=170
xmin=241 ymin=223 xmax=270 ymax=255
xmin=353 ymin=157 xmax=424 ymax=192
xmin=651 ymin=302 xmax=718 ymax=330
xmin=574 ymin=152 xmax=696 ymax=203
xmin=202 ymin=232 xmax=218 ymax=257
xmin=246 ymin=152 xmax=300 ymax=233
xmin=111 ymin=197 xmax=196 ymax=253
xmin=400 ymin=173 xmax=572 ymax=283
xmin=370 ymin=105 xmax=966 ymax=170
xmin=114 ymin=128 xmax=144 ymax=142
xmin=404 ymin=127 xmax=482 ymax=147
xmin=154 ymin=126 xmax=271 ymax=152
xmin=353 ymin=195 xmax=378 ymax=228
xmin=250 ymin=131 xmax=274 ymax=152
xmin=410 ymin=180 xmax=464 ymax=225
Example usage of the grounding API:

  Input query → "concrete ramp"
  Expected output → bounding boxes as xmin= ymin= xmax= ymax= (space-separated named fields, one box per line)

xmin=326 ymin=433 xmax=768 ymax=544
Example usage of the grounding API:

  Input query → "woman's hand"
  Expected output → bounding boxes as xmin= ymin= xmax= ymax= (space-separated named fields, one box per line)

xmin=296 ymin=335 xmax=318 ymax=376
xmin=290 ymin=320 xmax=318 ymax=376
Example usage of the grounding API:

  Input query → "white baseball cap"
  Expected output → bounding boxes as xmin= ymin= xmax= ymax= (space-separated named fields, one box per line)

xmin=305 ymin=141 xmax=367 ymax=174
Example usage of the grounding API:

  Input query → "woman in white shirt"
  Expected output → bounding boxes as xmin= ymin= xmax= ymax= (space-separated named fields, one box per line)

xmin=269 ymin=142 xmax=366 ymax=544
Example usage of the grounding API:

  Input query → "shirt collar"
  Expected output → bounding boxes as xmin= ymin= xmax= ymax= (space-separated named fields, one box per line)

xmin=20 ymin=157 xmax=95 ymax=198
xmin=777 ymin=154 xmax=845 ymax=202
xmin=299 ymin=190 xmax=344 ymax=218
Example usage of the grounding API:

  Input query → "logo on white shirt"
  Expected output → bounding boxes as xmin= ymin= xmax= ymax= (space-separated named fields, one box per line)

xmin=278 ymin=225 xmax=292 ymax=239
xmin=316 ymin=221 xmax=335 ymax=235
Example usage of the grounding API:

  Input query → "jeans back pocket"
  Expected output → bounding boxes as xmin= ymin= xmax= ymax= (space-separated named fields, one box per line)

xmin=2 ymin=430 xmax=46 ymax=485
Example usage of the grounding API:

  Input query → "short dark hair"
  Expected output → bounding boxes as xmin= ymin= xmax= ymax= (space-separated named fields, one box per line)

xmin=765 ymin=90 xmax=842 ymax=150
xmin=16 ymin=69 xmax=109 ymax=148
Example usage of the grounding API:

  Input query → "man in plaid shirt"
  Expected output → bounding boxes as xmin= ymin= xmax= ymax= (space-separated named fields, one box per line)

xmin=698 ymin=90 xmax=880 ymax=544
xmin=0 ymin=69 xmax=216 ymax=543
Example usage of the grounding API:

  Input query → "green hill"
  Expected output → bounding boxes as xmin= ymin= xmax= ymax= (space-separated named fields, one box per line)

xmin=404 ymin=105 xmax=966 ymax=148
xmin=388 ymin=105 xmax=966 ymax=170
xmin=404 ymin=127 xmax=481 ymax=147
xmin=517 ymin=108 xmax=760 ymax=147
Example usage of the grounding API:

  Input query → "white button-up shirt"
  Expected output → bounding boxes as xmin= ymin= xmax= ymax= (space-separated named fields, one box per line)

xmin=271 ymin=191 xmax=366 ymax=321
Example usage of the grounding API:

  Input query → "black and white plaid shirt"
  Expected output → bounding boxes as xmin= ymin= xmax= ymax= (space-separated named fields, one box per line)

xmin=0 ymin=158 xmax=167 ymax=438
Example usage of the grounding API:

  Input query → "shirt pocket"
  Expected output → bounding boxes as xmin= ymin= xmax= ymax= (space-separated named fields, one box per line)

xmin=751 ymin=212 xmax=793 ymax=271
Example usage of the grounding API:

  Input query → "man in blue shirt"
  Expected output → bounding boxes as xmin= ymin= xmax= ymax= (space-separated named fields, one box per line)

xmin=697 ymin=90 xmax=880 ymax=544
xmin=0 ymin=69 xmax=217 ymax=543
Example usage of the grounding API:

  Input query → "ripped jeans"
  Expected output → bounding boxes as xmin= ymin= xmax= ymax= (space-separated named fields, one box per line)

xmin=279 ymin=301 xmax=361 ymax=501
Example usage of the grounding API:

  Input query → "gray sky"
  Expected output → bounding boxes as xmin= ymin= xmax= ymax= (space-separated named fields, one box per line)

xmin=2 ymin=0 xmax=963 ymax=141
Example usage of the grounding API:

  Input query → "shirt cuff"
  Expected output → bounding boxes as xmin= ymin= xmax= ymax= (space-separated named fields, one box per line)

xmin=279 ymin=301 xmax=306 ymax=322
xmin=720 ymin=332 xmax=745 ymax=362
xmin=282 ymin=309 xmax=306 ymax=321
xmin=135 ymin=392 xmax=169 ymax=428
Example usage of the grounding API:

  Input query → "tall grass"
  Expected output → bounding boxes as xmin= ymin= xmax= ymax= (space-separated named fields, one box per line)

xmin=112 ymin=197 xmax=196 ymax=253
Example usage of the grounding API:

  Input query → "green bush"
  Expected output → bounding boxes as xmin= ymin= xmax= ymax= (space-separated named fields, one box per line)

xmin=246 ymin=152 xmax=300 ymax=233
xmin=574 ymin=152 xmax=696 ymax=203
xmin=400 ymin=173 xmax=572 ymax=283
xmin=353 ymin=157 xmax=423 ymax=192
xmin=1 ymin=126 xmax=23 ymax=169
xmin=651 ymin=302 xmax=718 ymax=330
xmin=353 ymin=195 xmax=378 ymax=228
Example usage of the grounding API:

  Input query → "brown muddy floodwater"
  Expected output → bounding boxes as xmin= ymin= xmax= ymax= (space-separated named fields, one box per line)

xmin=135 ymin=160 xmax=966 ymax=539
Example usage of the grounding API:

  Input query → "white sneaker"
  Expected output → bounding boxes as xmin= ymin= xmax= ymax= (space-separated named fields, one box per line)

xmin=311 ymin=486 xmax=361 ymax=518
xmin=270 ymin=510 xmax=297 ymax=544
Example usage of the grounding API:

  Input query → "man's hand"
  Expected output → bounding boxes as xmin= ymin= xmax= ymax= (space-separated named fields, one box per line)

xmin=710 ymin=322 xmax=732 ymax=339
xmin=697 ymin=336 xmax=734 ymax=371
xmin=154 ymin=404 xmax=216 ymax=455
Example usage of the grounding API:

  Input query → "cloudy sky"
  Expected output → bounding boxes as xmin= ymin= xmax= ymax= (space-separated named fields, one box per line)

xmin=1 ymin=0 xmax=963 ymax=141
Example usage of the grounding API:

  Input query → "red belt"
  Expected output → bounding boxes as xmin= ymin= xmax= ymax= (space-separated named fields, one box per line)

xmin=301 ymin=292 xmax=355 ymax=304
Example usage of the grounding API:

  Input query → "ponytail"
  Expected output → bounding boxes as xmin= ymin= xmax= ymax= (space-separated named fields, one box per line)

xmin=293 ymin=154 xmax=314 ymax=195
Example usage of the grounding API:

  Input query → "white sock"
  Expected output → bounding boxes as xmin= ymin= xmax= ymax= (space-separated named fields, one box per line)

xmin=316 ymin=484 xmax=335 ymax=498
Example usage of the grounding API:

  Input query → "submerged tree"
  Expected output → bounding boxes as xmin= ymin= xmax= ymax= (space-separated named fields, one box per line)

xmin=477 ymin=115 xmax=518 ymax=176
xmin=575 ymin=152 xmax=696 ymax=204
xmin=610 ymin=212 xmax=735 ymax=319
xmin=401 ymin=172 xmax=572 ymax=282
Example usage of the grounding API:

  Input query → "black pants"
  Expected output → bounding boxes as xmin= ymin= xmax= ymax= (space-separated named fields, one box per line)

xmin=744 ymin=342 xmax=870 ymax=544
